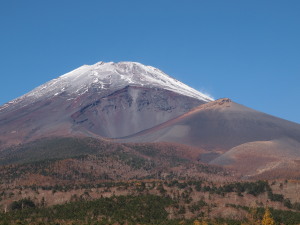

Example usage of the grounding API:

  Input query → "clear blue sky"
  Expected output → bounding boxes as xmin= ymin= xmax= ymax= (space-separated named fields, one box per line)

xmin=0 ymin=0 xmax=299 ymax=123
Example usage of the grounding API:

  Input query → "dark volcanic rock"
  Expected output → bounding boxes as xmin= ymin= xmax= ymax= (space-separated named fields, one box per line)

xmin=70 ymin=86 xmax=203 ymax=138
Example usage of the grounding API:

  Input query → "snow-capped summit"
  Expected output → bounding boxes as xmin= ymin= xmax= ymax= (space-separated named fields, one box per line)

xmin=0 ymin=61 xmax=212 ymax=113
xmin=0 ymin=61 xmax=212 ymax=144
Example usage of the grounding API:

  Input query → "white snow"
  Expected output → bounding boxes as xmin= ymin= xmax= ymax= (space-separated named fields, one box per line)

xmin=0 ymin=61 xmax=213 ymax=113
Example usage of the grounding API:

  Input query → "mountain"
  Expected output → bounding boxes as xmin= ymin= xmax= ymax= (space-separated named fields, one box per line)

xmin=1 ymin=62 xmax=300 ymax=224
xmin=120 ymin=98 xmax=300 ymax=178
xmin=0 ymin=61 xmax=212 ymax=149
xmin=1 ymin=61 xmax=300 ymax=179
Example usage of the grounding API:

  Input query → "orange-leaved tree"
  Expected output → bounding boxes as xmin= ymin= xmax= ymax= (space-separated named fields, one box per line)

xmin=261 ymin=207 xmax=275 ymax=225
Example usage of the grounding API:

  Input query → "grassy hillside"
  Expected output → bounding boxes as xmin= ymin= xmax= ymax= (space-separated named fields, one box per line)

xmin=0 ymin=137 xmax=229 ymax=187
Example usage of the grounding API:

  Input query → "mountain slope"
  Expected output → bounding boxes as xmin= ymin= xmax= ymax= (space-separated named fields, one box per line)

xmin=120 ymin=98 xmax=300 ymax=150
xmin=0 ymin=136 xmax=228 ymax=187
xmin=0 ymin=62 xmax=212 ymax=149
xmin=119 ymin=98 xmax=300 ymax=178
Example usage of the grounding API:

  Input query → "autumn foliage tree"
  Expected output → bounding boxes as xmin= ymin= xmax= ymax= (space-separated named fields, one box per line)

xmin=193 ymin=220 xmax=201 ymax=225
xmin=261 ymin=207 xmax=275 ymax=225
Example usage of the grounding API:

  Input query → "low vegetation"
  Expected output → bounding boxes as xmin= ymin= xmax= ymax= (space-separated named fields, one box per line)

xmin=0 ymin=194 xmax=300 ymax=225
xmin=0 ymin=137 xmax=299 ymax=224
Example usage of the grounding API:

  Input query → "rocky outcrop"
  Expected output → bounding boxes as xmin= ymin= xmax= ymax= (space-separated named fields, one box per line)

xmin=71 ymin=86 xmax=204 ymax=138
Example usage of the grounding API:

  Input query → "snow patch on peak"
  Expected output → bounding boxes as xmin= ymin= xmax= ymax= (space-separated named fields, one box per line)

xmin=88 ymin=61 xmax=213 ymax=102
xmin=0 ymin=61 xmax=214 ymax=113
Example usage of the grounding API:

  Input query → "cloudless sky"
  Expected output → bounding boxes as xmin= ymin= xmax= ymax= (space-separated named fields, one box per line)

xmin=0 ymin=0 xmax=299 ymax=123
